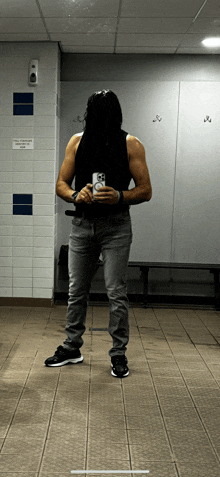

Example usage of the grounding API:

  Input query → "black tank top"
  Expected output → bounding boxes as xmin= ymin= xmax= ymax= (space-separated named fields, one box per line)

xmin=74 ymin=129 xmax=132 ymax=217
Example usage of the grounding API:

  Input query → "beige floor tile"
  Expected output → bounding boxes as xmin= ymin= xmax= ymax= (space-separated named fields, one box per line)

xmin=132 ymin=463 xmax=178 ymax=477
xmin=87 ymin=441 xmax=130 ymax=460
xmin=53 ymin=399 xmax=88 ymax=412
xmin=44 ymin=444 xmax=86 ymax=458
xmin=177 ymin=462 xmax=220 ymax=477
xmin=55 ymin=388 xmax=90 ymax=403
xmin=0 ymin=453 xmax=42 ymax=472
xmin=0 ymin=474 xmax=38 ymax=477
xmin=1 ymin=437 xmax=45 ymax=454
xmin=163 ymin=413 xmax=204 ymax=432
xmin=1 ymin=381 xmax=23 ymax=399
xmin=0 ymin=425 xmax=10 ymax=439
xmin=89 ymin=385 xmax=123 ymax=401
xmin=88 ymin=426 xmax=128 ymax=444
xmin=1 ymin=375 xmax=29 ymax=386
xmin=127 ymin=426 xmax=167 ymax=446
xmin=44 ymin=436 xmax=87 ymax=454
xmin=130 ymin=441 xmax=173 ymax=463
xmin=89 ymin=399 xmax=124 ymax=411
xmin=7 ymin=423 xmax=49 ymax=440
xmin=1 ymin=356 xmax=34 ymax=370
xmin=47 ymin=423 xmax=87 ymax=441
xmin=21 ymin=389 xmax=57 ymax=401
xmin=40 ymin=453 xmax=86 ymax=473
xmin=168 ymin=429 xmax=218 ymax=463
xmin=12 ymin=400 xmax=53 ymax=425
xmin=126 ymin=413 xmax=165 ymax=430
xmin=51 ymin=410 xmax=88 ymax=428
xmin=86 ymin=456 xmax=131 ymax=470
xmin=88 ymin=413 xmax=126 ymax=429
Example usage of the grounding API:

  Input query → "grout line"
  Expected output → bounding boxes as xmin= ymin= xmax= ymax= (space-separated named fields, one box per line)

xmin=114 ymin=0 xmax=123 ymax=54
xmin=37 ymin=363 xmax=62 ymax=474
xmin=121 ymin=378 xmax=133 ymax=473
xmin=133 ymin=307 xmax=177 ymax=466
xmin=35 ymin=0 xmax=51 ymax=41
xmin=193 ymin=0 xmax=209 ymax=23
xmin=84 ymin=309 xmax=93 ymax=472
xmin=170 ymin=81 xmax=181 ymax=263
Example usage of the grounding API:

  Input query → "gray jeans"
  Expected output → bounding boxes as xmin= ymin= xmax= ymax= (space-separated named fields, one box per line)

xmin=63 ymin=210 xmax=132 ymax=357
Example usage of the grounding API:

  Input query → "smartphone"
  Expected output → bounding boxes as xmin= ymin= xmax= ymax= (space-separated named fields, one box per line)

xmin=92 ymin=172 xmax=106 ymax=197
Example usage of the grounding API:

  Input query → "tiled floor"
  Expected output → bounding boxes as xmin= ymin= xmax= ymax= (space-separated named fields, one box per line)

xmin=1 ymin=304 xmax=220 ymax=477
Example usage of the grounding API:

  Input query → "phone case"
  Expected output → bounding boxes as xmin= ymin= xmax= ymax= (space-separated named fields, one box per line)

xmin=92 ymin=172 xmax=106 ymax=195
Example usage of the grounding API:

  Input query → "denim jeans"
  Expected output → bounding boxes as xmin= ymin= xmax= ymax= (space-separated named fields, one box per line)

xmin=63 ymin=210 xmax=132 ymax=357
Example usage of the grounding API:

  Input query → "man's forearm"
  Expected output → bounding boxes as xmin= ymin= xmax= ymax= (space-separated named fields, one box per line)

xmin=56 ymin=181 xmax=74 ymax=203
xmin=122 ymin=185 xmax=152 ymax=205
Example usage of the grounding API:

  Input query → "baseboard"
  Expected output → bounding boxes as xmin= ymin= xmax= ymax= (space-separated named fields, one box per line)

xmin=54 ymin=292 xmax=216 ymax=309
xmin=0 ymin=297 xmax=54 ymax=307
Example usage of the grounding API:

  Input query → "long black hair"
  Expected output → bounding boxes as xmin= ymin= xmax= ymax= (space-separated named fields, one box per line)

xmin=75 ymin=90 xmax=129 ymax=187
xmin=83 ymin=89 xmax=123 ymax=142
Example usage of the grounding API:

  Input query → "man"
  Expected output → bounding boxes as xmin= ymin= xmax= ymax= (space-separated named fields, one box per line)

xmin=45 ymin=90 xmax=152 ymax=377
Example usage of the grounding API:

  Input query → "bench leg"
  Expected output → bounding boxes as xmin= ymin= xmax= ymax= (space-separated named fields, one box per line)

xmin=213 ymin=270 xmax=220 ymax=311
xmin=210 ymin=269 xmax=220 ymax=311
xmin=140 ymin=267 xmax=149 ymax=308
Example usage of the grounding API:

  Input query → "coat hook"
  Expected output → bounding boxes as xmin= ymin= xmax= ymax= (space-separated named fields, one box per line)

xmin=204 ymin=116 xmax=211 ymax=122
xmin=153 ymin=115 xmax=162 ymax=122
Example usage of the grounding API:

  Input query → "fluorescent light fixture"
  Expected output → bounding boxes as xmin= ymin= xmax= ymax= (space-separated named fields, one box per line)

xmin=202 ymin=37 xmax=220 ymax=47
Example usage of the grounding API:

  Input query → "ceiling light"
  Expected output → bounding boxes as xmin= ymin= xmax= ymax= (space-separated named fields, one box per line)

xmin=202 ymin=37 xmax=220 ymax=47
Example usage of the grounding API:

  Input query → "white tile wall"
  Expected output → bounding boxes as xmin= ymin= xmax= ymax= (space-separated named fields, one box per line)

xmin=0 ymin=42 xmax=60 ymax=300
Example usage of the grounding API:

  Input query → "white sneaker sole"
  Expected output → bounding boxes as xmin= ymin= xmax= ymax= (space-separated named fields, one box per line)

xmin=46 ymin=355 xmax=83 ymax=367
xmin=111 ymin=365 xmax=129 ymax=378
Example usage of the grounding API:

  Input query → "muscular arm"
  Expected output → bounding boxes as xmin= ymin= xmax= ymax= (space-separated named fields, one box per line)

xmin=56 ymin=134 xmax=93 ymax=204
xmin=56 ymin=135 xmax=78 ymax=202
xmin=93 ymin=135 xmax=152 ymax=206
xmin=123 ymin=135 xmax=152 ymax=205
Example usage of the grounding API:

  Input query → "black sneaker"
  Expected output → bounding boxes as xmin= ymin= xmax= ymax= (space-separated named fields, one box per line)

xmin=44 ymin=345 xmax=83 ymax=367
xmin=111 ymin=355 xmax=129 ymax=378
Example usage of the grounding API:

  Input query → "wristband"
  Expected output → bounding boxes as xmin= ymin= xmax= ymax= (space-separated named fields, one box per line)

xmin=71 ymin=191 xmax=79 ymax=203
xmin=117 ymin=191 xmax=124 ymax=205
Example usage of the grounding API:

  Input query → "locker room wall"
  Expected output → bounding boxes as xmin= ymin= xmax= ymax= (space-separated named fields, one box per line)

xmin=56 ymin=54 xmax=220 ymax=297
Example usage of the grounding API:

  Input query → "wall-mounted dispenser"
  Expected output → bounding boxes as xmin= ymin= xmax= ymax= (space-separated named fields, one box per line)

xmin=28 ymin=59 xmax=38 ymax=86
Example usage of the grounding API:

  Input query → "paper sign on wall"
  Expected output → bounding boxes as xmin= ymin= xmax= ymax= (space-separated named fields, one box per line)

xmin=13 ymin=139 xmax=34 ymax=149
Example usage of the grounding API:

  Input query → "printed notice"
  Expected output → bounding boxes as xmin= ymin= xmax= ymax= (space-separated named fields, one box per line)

xmin=13 ymin=139 xmax=34 ymax=149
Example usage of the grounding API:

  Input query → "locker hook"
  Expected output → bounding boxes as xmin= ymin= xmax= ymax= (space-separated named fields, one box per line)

xmin=153 ymin=115 xmax=162 ymax=122
xmin=204 ymin=116 xmax=211 ymax=122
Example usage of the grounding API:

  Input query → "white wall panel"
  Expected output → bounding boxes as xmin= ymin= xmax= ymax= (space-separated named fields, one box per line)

xmin=173 ymin=82 xmax=220 ymax=263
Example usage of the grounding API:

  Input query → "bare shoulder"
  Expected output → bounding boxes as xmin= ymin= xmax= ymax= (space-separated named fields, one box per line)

xmin=126 ymin=134 xmax=145 ymax=159
xmin=66 ymin=132 xmax=83 ymax=154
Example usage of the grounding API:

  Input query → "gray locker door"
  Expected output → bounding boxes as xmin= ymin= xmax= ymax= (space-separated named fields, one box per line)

xmin=173 ymin=82 xmax=220 ymax=264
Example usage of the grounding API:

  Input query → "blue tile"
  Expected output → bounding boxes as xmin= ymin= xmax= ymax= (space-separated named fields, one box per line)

xmin=13 ymin=194 xmax=32 ymax=205
xmin=13 ymin=205 xmax=33 ymax=215
xmin=13 ymin=104 xmax=33 ymax=115
xmin=13 ymin=93 xmax=33 ymax=103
